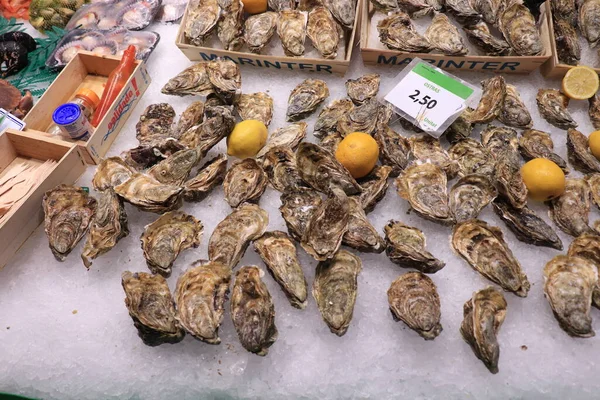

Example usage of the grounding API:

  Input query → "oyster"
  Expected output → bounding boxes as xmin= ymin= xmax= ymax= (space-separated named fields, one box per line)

xmin=320 ymin=132 xmax=343 ymax=153
xmin=357 ymin=165 xmax=392 ymax=213
xmin=448 ymin=138 xmax=495 ymax=177
xmin=322 ymin=0 xmax=355 ymax=29
xmin=161 ymin=63 xmax=212 ymax=97
xmin=314 ymin=99 xmax=355 ymax=138
xmin=179 ymin=105 xmax=235 ymax=151
xmin=42 ymin=185 xmax=96 ymax=261
xmin=337 ymin=98 xmax=380 ymax=136
xmin=543 ymin=255 xmax=598 ymax=338
xmin=536 ymin=89 xmax=577 ymax=129
xmin=452 ymin=219 xmax=530 ymax=297
xmin=450 ymin=174 xmax=497 ymax=223
xmin=223 ymin=158 xmax=268 ymax=208
xmin=313 ymin=249 xmax=361 ymax=336
xmin=552 ymin=0 xmax=576 ymax=22
xmin=148 ymin=148 xmax=201 ymax=187
xmin=396 ymin=162 xmax=452 ymax=224
xmin=114 ymin=173 xmax=183 ymax=214
xmin=174 ymin=261 xmax=230 ymax=344
xmin=463 ymin=21 xmax=510 ymax=56
xmin=547 ymin=178 xmax=595 ymax=237
xmin=472 ymin=0 xmax=502 ymax=24
xmin=92 ymin=157 xmax=135 ymax=191
xmin=81 ymin=189 xmax=128 ymax=268
xmin=345 ymin=74 xmax=380 ymax=105
xmin=377 ymin=11 xmax=433 ymax=52
xmin=278 ymin=10 xmax=307 ymax=57
xmin=174 ymin=101 xmax=205 ymax=139
xmin=301 ymin=189 xmax=350 ymax=260
xmin=466 ymin=76 xmax=506 ymax=125
xmin=396 ymin=0 xmax=435 ymax=17
xmin=493 ymin=158 xmax=528 ymax=209
xmin=122 ymin=271 xmax=185 ymax=346
xmin=409 ymin=134 xmax=458 ymax=178
xmin=586 ymin=173 xmax=600 ymax=210
xmin=256 ymin=122 xmax=307 ymax=159
xmin=307 ymin=7 xmax=341 ymax=59
xmin=374 ymin=126 xmax=411 ymax=176
xmin=140 ymin=211 xmax=203 ymax=277
xmin=553 ymin=17 xmax=581 ymax=65
xmin=384 ymin=220 xmax=445 ymax=273
xmin=446 ymin=0 xmax=481 ymax=23
xmin=424 ymin=13 xmax=468 ymax=55
xmin=262 ymin=147 xmax=306 ymax=192
xmin=493 ymin=198 xmax=563 ymax=250
xmin=498 ymin=84 xmax=532 ymax=129
xmin=254 ymin=231 xmax=308 ymax=309
xmin=269 ymin=0 xmax=294 ymax=11
xmin=206 ymin=59 xmax=242 ymax=104
xmin=567 ymin=128 xmax=600 ymax=173
xmin=519 ymin=129 xmax=568 ymax=173
xmin=460 ymin=287 xmax=507 ymax=374
xmin=369 ymin=0 xmax=399 ymax=12
xmin=444 ymin=108 xmax=474 ymax=144
xmin=135 ymin=103 xmax=176 ymax=144
xmin=286 ymin=79 xmax=329 ymax=121
xmin=480 ymin=125 xmax=520 ymax=167
xmin=499 ymin=1 xmax=543 ymax=56
xmin=231 ymin=266 xmax=278 ymax=355
xmin=217 ymin=0 xmax=244 ymax=51
xmin=296 ymin=143 xmax=361 ymax=195
xmin=568 ymin=233 xmax=600 ymax=309
xmin=184 ymin=0 xmax=219 ymax=46
xmin=182 ymin=154 xmax=228 ymax=202
xmin=244 ymin=12 xmax=278 ymax=53
xmin=237 ymin=92 xmax=274 ymax=126
xmin=579 ymin=0 xmax=600 ymax=46
xmin=387 ymin=272 xmax=442 ymax=340
xmin=122 ymin=140 xmax=186 ymax=171
xmin=589 ymin=94 xmax=600 ymax=130
xmin=208 ymin=203 xmax=269 ymax=269
xmin=279 ymin=189 xmax=322 ymax=241
xmin=343 ymin=197 xmax=385 ymax=253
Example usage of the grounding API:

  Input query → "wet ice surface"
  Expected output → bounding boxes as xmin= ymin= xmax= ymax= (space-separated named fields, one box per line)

xmin=1 ymin=20 xmax=600 ymax=400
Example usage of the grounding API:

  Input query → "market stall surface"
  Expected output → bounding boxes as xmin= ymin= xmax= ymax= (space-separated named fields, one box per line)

xmin=0 ymin=21 xmax=598 ymax=400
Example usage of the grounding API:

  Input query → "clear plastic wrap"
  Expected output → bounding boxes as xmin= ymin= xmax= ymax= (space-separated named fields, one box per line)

xmin=66 ymin=0 xmax=162 ymax=31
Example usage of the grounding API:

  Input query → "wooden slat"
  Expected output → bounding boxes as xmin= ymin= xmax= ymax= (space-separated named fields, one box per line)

xmin=5 ymin=129 xmax=74 ymax=161
xmin=0 ymin=134 xmax=18 ymax=171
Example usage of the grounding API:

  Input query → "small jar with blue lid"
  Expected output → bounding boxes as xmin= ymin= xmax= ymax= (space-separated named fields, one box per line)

xmin=52 ymin=103 xmax=92 ymax=141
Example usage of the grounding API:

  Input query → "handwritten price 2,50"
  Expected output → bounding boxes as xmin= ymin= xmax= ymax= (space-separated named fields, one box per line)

xmin=408 ymin=90 xmax=437 ymax=109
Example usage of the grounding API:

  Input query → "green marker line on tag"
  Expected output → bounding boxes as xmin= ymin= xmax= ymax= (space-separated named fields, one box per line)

xmin=412 ymin=63 xmax=474 ymax=100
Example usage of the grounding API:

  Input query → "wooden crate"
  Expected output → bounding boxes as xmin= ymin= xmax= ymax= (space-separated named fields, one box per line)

xmin=175 ymin=1 xmax=361 ymax=76
xmin=0 ymin=129 xmax=87 ymax=270
xmin=360 ymin=2 xmax=552 ymax=74
xmin=23 ymin=51 xmax=151 ymax=165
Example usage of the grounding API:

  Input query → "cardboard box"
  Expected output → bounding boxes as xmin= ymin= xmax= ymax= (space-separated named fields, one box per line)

xmin=0 ymin=129 xmax=87 ymax=270
xmin=360 ymin=2 xmax=552 ymax=74
xmin=23 ymin=51 xmax=151 ymax=165
xmin=175 ymin=2 xmax=361 ymax=76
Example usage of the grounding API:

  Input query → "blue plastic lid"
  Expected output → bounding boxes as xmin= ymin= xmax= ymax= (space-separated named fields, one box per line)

xmin=52 ymin=103 xmax=81 ymax=125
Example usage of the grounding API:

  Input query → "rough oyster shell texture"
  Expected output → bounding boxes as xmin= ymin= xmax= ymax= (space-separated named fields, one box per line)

xmin=206 ymin=59 xmax=242 ymax=104
xmin=307 ymin=7 xmax=341 ymax=59
xmin=122 ymin=271 xmax=185 ymax=347
xmin=182 ymin=154 xmax=228 ymax=202
xmin=278 ymin=10 xmax=307 ymax=57
xmin=184 ymin=0 xmax=219 ymax=46
xmin=140 ymin=211 xmax=203 ymax=277
xmin=223 ymin=158 xmax=268 ymax=208
xmin=322 ymin=0 xmax=355 ymax=29
xmin=552 ymin=0 xmax=576 ymax=22
xmin=395 ymin=0 xmax=435 ymax=18
xmin=463 ymin=21 xmax=510 ymax=56
xmin=384 ymin=220 xmax=445 ymax=273
xmin=244 ymin=12 xmax=278 ymax=54
xmin=498 ymin=84 xmax=532 ymax=129
xmin=343 ymin=197 xmax=385 ymax=253
xmin=262 ymin=146 xmax=306 ymax=192
xmin=256 ymin=122 xmax=307 ymax=159
xmin=466 ymin=76 xmax=505 ymax=125
xmin=378 ymin=11 xmax=433 ymax=52
xmin=286 ymin=79 xmax=329 ymax=121
xmin=547 ymin=178 xmax=595 ymax=237
xmin=589 ymin=94 xmax=600 ymax=130
xmin=452 ymin=219 xmax=530 ymax=297
xmin=174 ymin=101 xmax=205 ymax=139
xmin=388 ymin=272 xmax=442 ymax=340
xmin=543 ymin=255 xmax=598 ymax=338
xmin=448 ymin=138 xmax=495 ymax=177
xmin=208 ymin=203 xmax=269 ymax=269
xmin=587 ymin=172 xmax=600 ymax=209
xmin=409 ymin=134 xmax=458 ymax=178
xmin=217 ymin=0 xmax=244 ymax=51
xmin=357 ymin=165 xmax=392 ymax=213
xmin=81 ymin=189 xmax=128 ymax=268
xmin=148 ymin=148 xmax=201 ymax=187
xmin=553 ymin=17 xmax=581 ymax=65
xmin=135 ymin=103 xmax=176 ymax=145
xmin=174 ymin=261 xmax=231 ymax=344
xmin=180 ymin=105 xmax=235 ymax=152
xmin=320 ymin=131 xmax=344 ymax=153
xmin=481 ymin=125 xmax=520 ymax=167
xmin=472 ymin=0 xmax=502 ymax=24
xmin=254 ymin=231 xmax=308 ymax=309
xmin=92 ymin=157 xmax=135 ymax=191
xmin=568 ymin=233 xmax=600 ymax=309
xmin=161 ymin=62 xmax=213 ymax=97
xmin=231 ymin=266 xmax=278 ymax=356
xmin=122 ymin=140 xmax=186 ymax=171
xmin=567 ymin=128 xmax=600 ymax=173
xmin=519 ymin=129 xmax=568 ymax=174
xmin=313 ymin=249 xmax=361 ymax=336
xmin=499 ymin=1 xmax=543 ymax=55
xmin=42 ymin=185 xmax=97 ymax=261
xmin=314 ymin=99 xmax=354 ymax=138
xmin=536 ymin=89 xmax=577 ymax=130
xmin=579 ymin=0 xmax=600 ymax=46
xmin=337 ymin=98 xmax=380 ymax=136
xmin=114 ymin=173 xmax=183 ymax=214
xmin=449 ymin=174 xmax=497 ymax=223
xmin=369 ymin=0 xmax=399 ymax=12
xmin=493 ymin=158 xmax=528 ymax=209
xmin=424 ymin=13 xmax=468 ymax=55
xmin=446 ymin=0 xmax=480 ymax=23
xmin=346 ymin=74 xmax=380 ymax=105
xmin=237 ymin=92 xmax=274 ymax=126
xmin=279 ymin=189 xmax=322 ymax=241
xmin=460 ymin=287 xmax=507 ymax=374
xmin=445 ymin=108 xmax=474 ymax=144
xmin=269 ymin=0 xmax=294 ymax=11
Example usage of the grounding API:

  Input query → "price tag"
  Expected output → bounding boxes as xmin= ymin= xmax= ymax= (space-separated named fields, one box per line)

xmin=0 ymin=108 xmax=26 ymax=132
xmin=383 ymin=59 xmax=479 ymax=137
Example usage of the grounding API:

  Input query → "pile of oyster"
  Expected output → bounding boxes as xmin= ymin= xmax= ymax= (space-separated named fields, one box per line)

xmin=373 ymin=0 xmax=544 ymax=56
xmin=184 ymin=0 xmax=358 ymax=59
xmin=551 ymin=0 xmax=600 ymax=66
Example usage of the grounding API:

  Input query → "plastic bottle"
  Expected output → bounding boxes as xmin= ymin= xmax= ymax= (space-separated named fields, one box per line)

xmin=91 ymin=45 xmax=137 ymax=127
xmin=52 ymin=103 xmax=93 ymax=141
xmin=47 ymin=88 xmax=100 ymax=139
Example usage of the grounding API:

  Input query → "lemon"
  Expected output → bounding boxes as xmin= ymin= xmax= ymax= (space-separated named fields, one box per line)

xmin=227 ymin=120 xmax=268 ymax=158
xmin=562 ymin=66 xmax=600 ymax=100
xmin=242 ymin=0 xmax=267 ymax=13
xmin=335 ymin=132 xmax=379 ymax=179
xmin=521 ymin=158 xmax=566 ymax=201
xmin=589 ymin=130 xmax=600 ymax=160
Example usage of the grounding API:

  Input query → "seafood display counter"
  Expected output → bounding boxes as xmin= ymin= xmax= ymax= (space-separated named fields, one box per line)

xmin=1 ymin=19 xmax=600 ymax=400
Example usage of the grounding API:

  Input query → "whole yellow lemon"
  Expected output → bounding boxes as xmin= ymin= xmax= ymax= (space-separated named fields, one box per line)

xmin=521 ymin=158 xmax=566 ymax=201
xmin=588 ymin=130 xmax=600 ymax=160
xmin=335 ymin=132 xmax=379 ymax=179
xmin=227 ymin=120 xmax=268 ymax=159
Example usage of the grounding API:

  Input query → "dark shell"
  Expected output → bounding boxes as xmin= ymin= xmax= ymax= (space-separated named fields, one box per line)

xmin=0 ymin=32 xmax=37 ymax=51
xmin=0 ymin=41 xmax=28 ymax=78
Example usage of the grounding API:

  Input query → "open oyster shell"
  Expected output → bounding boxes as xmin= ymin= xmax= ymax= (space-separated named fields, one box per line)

xmin=384 ymin=220 xmax=445 ymax=273
xmin=114 ymin=173 xmax=183 ymax=214
xmin=256 ymin=122 xmax=307 ymax=159
xmin=92 ymin=157 xmax=136 ymax=191
xmin=536 ymin=89 xmax=577 ymax=129
xmin=388 ymin=272 xmax=442 ymax=340
xmin=499 ymin=0 xmax=543 ymax=55
xmin=135 ymin=103 xmax=176 ymax=145
xmin=460 ymin=287 xmax=507 ymax=374
xmin=424 ymin=12 xmax=468 ymax=55
xmin=493 ymin=158 xmax=528 ymax=209
xmin=184 ymin=0 xmax=219 ymax=46
xmin=148 ymin=148 xmax=201 ymax=187
xmin=208 ymin=203 xmax=269 ymax=269
xmin=374 ymin=126 xmax=410 ymax=177
xmin=547 ymin=178 xmax=595 ymax=237
xmin=262 ymin=146 xmax=306 ymax=193
xmin=448 ymin=138 xmax=495 ymax=177
xmin=254 ymin=231 xmax=308 ymax=309
xmin=231 ymin=266 xmax=278 ymax=356
xmin=140 ymin=211 xmax=203 ymax=277
xmin=337 ymin=98 xmax=380 ymax=136
xmin=182 ymin=154 xmax=228 ymax=202
xmin=314 ymin=99 xmax=354 ymax=138
xmin=480 ymin=125 xmax=520 ymax=167
xmin=377 ymin=11 xmax=433 ymax=52
xmin=543 ymin=255 xmax=598 ymax=338
xmin=450 ymin=174 xmax=497 ymax=223
xmin=567 ymin=128 xmax=600 ymax=173
xmin=223 ymin=158 xmax=268 ymax=208
xmin=463 ymin=21 xmax=510 ymax=56
xmin=174 ymin=261 xmax=231 ymax=344
xmin=43 ymin=185 xmax=97 ymax=261
xmin=498 ymin=84 xmax=532 ymax=129
xmin=568 ymin=233 xmax=600 ymax=309
xmin=245 ymin=12 xmax=279 ymax=54
xmin=519 ymin=129 xmax=568 ymax=174
xmin=346 ymin=74 xmax=380 ymax=105
xmin=237 ymin=92 xmax=274 ymax=126
xmin=343 ymin=197 xmax=385 ymax=253
xmin=466 ymin=76 xmax=506 ymax=125
xmin=307 ymin=7 xmax=341 ymax=59
xmin=452 ymin=219 xmax=530 ymax=297
xmin=278 ymin=10 xmax=307 ymax=57
xmin=280 ymin=189 xmax=322 ymax=241
xmin=286 ymin=79 xmax=329 ymax=121
xmin=357 ymin=165 xmax=392 ymax=213
xmin=122 ymin=271 xmax=185 ymax=347
xmin=409 ymin=134 xmax=458 ymax=178
xmin=313 ymin=249 xmax=361 ymax=336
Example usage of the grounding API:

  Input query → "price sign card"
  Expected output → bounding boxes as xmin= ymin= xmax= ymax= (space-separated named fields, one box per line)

xmin=383 ymin=59 xmax=480 ymax=137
